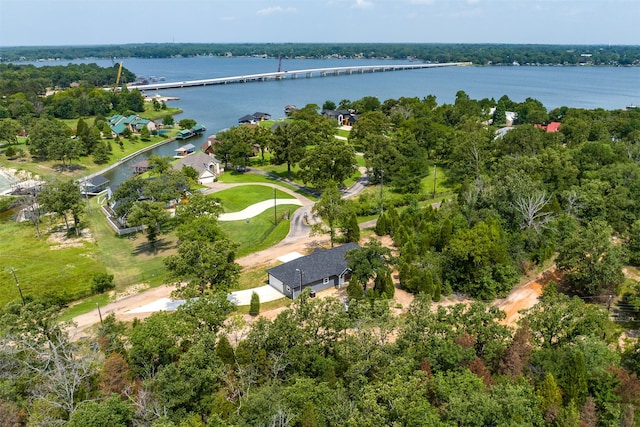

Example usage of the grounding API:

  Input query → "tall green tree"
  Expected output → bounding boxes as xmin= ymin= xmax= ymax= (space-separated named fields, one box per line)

xmin=28 ymin=117 xmax=72 ymax=161
xmin=164 ymin=239 xmax=241 ymax=296
xmin=556 ymin=219 xmax=625 ymax=295
xmin=127 ymin=200 xmax=170 ymax=251
xmin=299 ymin=137 xmax=357 ymax=188
xmin=345 ymin=238 xmax=393 ymax=294
xmin=270 ymin=120 xmax=311 ymax=180
xmin=39 ymin=179 xmax=83 ymax=235
xmin=312 ymin=181 xmax=344 ymax=247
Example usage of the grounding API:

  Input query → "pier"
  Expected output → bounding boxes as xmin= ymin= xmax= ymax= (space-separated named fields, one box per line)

xmin=128 ymin=62 xmax=471 ymax=91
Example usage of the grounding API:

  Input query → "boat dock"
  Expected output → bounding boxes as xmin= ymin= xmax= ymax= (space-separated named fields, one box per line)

xmin=129 ymin=62 xmax=471 ymax=91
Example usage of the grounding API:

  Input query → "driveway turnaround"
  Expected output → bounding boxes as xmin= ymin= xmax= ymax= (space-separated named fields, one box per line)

xmin=219 ymin=199 xmax=302 ymax=221
xmin=226 ymin=285 xmax=286 ymax=305
xmin=124 ymin=285 xmax=286 ymax=314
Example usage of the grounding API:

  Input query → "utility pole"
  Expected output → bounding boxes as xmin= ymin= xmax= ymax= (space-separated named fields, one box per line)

xmin=433 ymin=165 xmax=437 ymax=199
xmin=96 ymin=303 xmax=104 ymax=326
xmin=295 ymin=268 xmax=303 ymax=298
xmin=10 ymin=268 xmax=25 ymax=306
xmin=379 ymin=169 xmax=384 ymax=215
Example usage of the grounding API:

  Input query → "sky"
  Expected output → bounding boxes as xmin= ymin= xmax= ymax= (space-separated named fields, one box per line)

xmin=0 ymin=0 xmax=638 ymax=47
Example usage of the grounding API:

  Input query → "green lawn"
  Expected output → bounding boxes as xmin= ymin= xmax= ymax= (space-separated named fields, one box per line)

xmin=86 ymin=198 xmax=173 ymax=288
xmin=0 ymin=218 xmax=104 ymax=307
xmin=420 ymin=164 xmax=455 ymax=198
xmin=235 ymin=265 xmax=273 ymax=291
xmin=0 ymin=133 xmax=176 ymax=183
xmin=219 ymin=204 xmax=299 ymax=257
xmin=212 ymin=185 xmax=294 ymax=212
xmin=1 ymin=104 xmax=183 ymax=182
xmin=336 ymin=129 xmax=351 ymax=139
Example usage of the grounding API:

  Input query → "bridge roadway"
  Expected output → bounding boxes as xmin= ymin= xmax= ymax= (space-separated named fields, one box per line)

xmin=129 ymin=62 xmax=471 ymax=91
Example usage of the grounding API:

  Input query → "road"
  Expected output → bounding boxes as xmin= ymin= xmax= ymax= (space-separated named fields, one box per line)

xmin=69 ymin=166 xmax=547 ymax=339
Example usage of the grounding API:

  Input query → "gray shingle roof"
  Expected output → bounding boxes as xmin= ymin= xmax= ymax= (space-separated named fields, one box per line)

xmin=266 ymin=243 xmax=360 ymax=286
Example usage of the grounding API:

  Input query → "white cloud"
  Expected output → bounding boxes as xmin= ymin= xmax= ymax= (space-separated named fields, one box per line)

xmin=256 ymin=6 xmax=296 ymax=15
xmin=409 ymin=0 xmax=435 ymax=5
xmin=353 ymin=0 xmax=373 ymax=9
xmin=220 ymin=16 xmax=235 ymax=21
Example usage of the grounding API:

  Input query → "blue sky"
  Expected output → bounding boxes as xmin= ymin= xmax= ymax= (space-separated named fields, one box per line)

xmin=0 ymin=0 xmax=637 ymax=47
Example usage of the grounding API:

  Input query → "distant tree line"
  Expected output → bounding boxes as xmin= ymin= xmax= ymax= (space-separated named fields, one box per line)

xmin=1 ymin=43 xmax=639 ymax=65
xmin=0 ymin=62 xmax=136 ymax=96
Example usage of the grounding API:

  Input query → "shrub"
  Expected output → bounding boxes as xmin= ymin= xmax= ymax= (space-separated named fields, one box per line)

xmin=249 ymin=291 xmax=260 ymax=316
xmin=91 ymin=272 xmax=115 ymax=294
xmin=4 ymin=146 xmax=17 ymax=159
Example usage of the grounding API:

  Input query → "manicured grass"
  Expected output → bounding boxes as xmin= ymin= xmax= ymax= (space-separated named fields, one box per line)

xmin=355 ymin=154 xmax=366 ymax=167
xmin=219 ymin=204 xmax=299 ymax=257
xmin=256 ymin=162 xmax=304 ymax=183
xmin=212 ymin=185 xmax=294 ymax=212
xmin=216 ymin=172 xmax=318 ymax=201
xmin=0 ymin=218 xmax=104 ymax=307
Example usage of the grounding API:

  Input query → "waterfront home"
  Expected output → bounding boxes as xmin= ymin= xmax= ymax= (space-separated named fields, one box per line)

xmin=80 ymin=175 xmax=110 ymax=196
xmin=238 ymin=112 xmax=271 ymax=124
xmin=266 ymin=243 xmax=359 ymax=299
xmin=172 ymin=152 xmax=224 ymax=184
xmin=321 ymin=109 xmax=358 ymax=126
xmin=107 ymin=114 xmax=156 ymax=136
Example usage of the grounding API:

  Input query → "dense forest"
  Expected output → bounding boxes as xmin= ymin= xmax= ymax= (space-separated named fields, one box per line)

xmin=1 ymin=43 xmax=639 ymax=66
xmin=2 ymin=59 xmax=640 ymax=425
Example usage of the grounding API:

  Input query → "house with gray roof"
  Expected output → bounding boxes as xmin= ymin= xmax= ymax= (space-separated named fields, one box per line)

xmin=266 ymin=242 xmax=359 ymax=298
xmin=172 ymin=152 xmax=223 ymax=184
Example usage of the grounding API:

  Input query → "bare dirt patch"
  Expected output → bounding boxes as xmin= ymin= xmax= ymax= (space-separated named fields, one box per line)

xmin=47 ymin=228 xmax=95 ymax=250
xmin=494 ymin=267 xmax=561 ymax=326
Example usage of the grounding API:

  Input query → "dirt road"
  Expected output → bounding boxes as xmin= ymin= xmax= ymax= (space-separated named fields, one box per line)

xmin=69 ymin=173 xmax=550 ymax=338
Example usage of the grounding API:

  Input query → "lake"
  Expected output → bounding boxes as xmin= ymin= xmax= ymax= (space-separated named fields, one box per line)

xmin=17 ymin=56 xmax=640 ymax=187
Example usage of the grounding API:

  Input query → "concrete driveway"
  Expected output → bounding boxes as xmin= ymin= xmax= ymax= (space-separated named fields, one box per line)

xmin=227 ymin=285 xmax=286 ymax=305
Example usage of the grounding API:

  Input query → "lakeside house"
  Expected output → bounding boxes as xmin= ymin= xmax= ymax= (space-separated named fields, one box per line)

xmin=321 ymin=109 xmax=358 ymax=126
xmin=172 ymin=152 xmax=223 ymax=184
xmin=107 ymin=114 xmax=157 ymax=137
xmin=266 ymin=243 xmax=359 ymax=299
xmin=534 ymin=121 xmax=562 ymax=132
xmin=238 ymin=112 xmax=271 ymax=124
xmin=80 ymin=175 xmax=110 ymax=196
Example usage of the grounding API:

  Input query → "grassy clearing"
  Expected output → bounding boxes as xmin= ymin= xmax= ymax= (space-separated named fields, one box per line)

xmin=420 ymin=164 xmax=455 ymax=197
xmin=85 ymin=199 xmax=172 ymax=289
xmin=235 ymin=265 xmax=273 ymax=291
xmin=336 ymin=129 xmax=350 ymax=139
xmin=0 ymin=218 xmax=103 ymax=307
xmin=220 ymin=205 xmax=298 ymax=257
xmin=212 ymin=185 xmax=293 ymax=212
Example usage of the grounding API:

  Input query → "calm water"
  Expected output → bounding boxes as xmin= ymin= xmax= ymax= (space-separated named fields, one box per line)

xmin=20 ymin=57 xmax=640 ymax=187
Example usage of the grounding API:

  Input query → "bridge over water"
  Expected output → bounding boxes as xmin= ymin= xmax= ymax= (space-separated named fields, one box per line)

xmin=129 ymin=62 xmax=471 ymax=91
